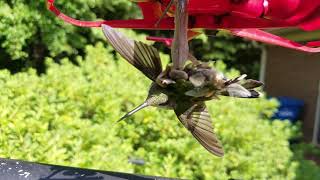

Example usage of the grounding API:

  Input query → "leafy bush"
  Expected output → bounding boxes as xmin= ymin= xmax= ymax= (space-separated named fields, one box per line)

xmin=0 ymin=0 xmax=139 ymax=71
xmin=291 ymin=143 xmax=320 ymax=180
xmin=0 ymin=39 xmax=301 ymax=179
xmin=0 ymin=0 xmax=262 ymax=78
xmin=189 ymin=31 xmax=262 ymax=79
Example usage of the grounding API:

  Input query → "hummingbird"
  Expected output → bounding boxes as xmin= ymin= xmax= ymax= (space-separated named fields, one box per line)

xmin=102 ymin=24 xmax=263 ymax=157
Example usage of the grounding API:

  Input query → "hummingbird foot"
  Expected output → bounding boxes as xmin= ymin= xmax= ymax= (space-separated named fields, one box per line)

xmin=169 ymin=69 xmax=189 ymax=80
xmin=156 ymin=65 xmax=177 ymax=87
xmin=156 ymin=78 xmax=176 ymax=87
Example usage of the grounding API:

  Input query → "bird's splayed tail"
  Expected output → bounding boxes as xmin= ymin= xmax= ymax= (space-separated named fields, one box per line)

xmin=116 ymin=102 xmax=149 ymax=123
xmin=221 ymin=75 xmax=263 ymax=98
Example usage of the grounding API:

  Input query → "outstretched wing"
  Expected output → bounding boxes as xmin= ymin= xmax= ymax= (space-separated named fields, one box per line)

xmin=102 ymin=24 xmax=162 ymax=81
xmin=174 ymin=102 xmax=224 ymax=156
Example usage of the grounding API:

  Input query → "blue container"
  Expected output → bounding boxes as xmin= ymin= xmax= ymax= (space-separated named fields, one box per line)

xmin=272 ymin=96 xmax=304 ymax=123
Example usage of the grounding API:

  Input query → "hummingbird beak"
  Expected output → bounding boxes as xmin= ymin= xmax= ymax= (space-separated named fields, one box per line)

xmin=116 ymin=102 xmax=149 ymax=123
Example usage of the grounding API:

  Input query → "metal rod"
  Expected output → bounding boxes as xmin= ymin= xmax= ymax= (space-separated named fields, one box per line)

xmin=171 ymin=0 xmax=189 ymax=70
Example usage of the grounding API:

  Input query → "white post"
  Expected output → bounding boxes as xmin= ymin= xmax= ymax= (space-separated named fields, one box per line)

xmin=259 ymin=46 xmax=267 ymax=85
xmin=312 ymin=80 xmax=320 ymax=145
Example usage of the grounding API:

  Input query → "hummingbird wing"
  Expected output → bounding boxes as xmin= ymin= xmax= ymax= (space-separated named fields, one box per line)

xmin=102 ymin=25 xmax=162 ymax=81
xmin=174 ymin=102 xmax=224 ymax=156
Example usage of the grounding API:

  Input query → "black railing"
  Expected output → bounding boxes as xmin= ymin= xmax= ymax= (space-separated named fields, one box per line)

xmin=0 ymin=158 xmax=175 ymax=180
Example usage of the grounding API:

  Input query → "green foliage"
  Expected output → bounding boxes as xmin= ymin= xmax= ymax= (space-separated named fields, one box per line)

xmin=190 ymin=30 xmax=262 ymax=79
xmin=291 ymin=143 xmax=320 ymax=180
xmin=0 ymin=0 xmax=139 ymax=70
xmin=0 ymin=0 xmax=262 ymax=78
xmin=0 ymin=42 xmax=300 ymax=179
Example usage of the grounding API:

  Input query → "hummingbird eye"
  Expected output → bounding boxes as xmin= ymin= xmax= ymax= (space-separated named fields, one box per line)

xmin=159 ymin=100 xmax=169 ymax=105
xmin=158 ymin=102 xmax=170 ymax=109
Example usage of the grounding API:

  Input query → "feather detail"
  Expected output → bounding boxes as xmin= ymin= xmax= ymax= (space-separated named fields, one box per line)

xmin=220 ymin=83 xmax=260 ymax=98
xmin=174 ymin=102 xmax=224 ymax=157
xmin=102 ymin=24 xmax=162 ymax=81
xmin=241 ymin=79 xmax=264 ymax=89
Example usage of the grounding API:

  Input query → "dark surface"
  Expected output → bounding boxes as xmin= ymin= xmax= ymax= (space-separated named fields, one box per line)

xmin=0 ymin=158 xmax=175 ymax=180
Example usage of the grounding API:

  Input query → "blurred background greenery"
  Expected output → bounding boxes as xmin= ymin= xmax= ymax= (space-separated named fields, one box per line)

xmin=0 ymin=0 xmax=319 ymax=179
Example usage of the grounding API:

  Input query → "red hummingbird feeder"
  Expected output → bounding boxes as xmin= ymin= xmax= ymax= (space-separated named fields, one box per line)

xmin=47 ymin=0 xmax=320 ymax=52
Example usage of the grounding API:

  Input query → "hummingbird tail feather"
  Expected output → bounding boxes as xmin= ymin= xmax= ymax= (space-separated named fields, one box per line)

xmin=241 ymin=79 xmax=264 ymax=89
xmin=221 ymin=83 xmax=261 ymax=98
xmin=221 ymin=77 xmax=263 ymax=98
xmin=117 ymin=102 xmax=149 ymax=123
xmin=224 ymin=74 xmax=247 ymax=86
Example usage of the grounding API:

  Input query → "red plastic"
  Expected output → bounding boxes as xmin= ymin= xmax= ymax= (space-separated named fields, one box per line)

xmin=47 ymin=0 xmax=320 ymax=53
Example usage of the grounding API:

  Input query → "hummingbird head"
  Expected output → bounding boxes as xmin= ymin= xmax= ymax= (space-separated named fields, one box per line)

xmin=118 ymin=83 xmax=169 ymax=122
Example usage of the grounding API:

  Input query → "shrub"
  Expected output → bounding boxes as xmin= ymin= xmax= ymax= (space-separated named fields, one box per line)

xmin=291 ymin=143 xmax=320 ymax=180
xmin=0 ymin=0 xmax=139 ymax=71
xmin=0 ymin=41 xmax=299 ymax=179
xmin=0 ymin=0 xmax=262 ymax=80
xmin=0 ymin=0 xmax=262 ymax=78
